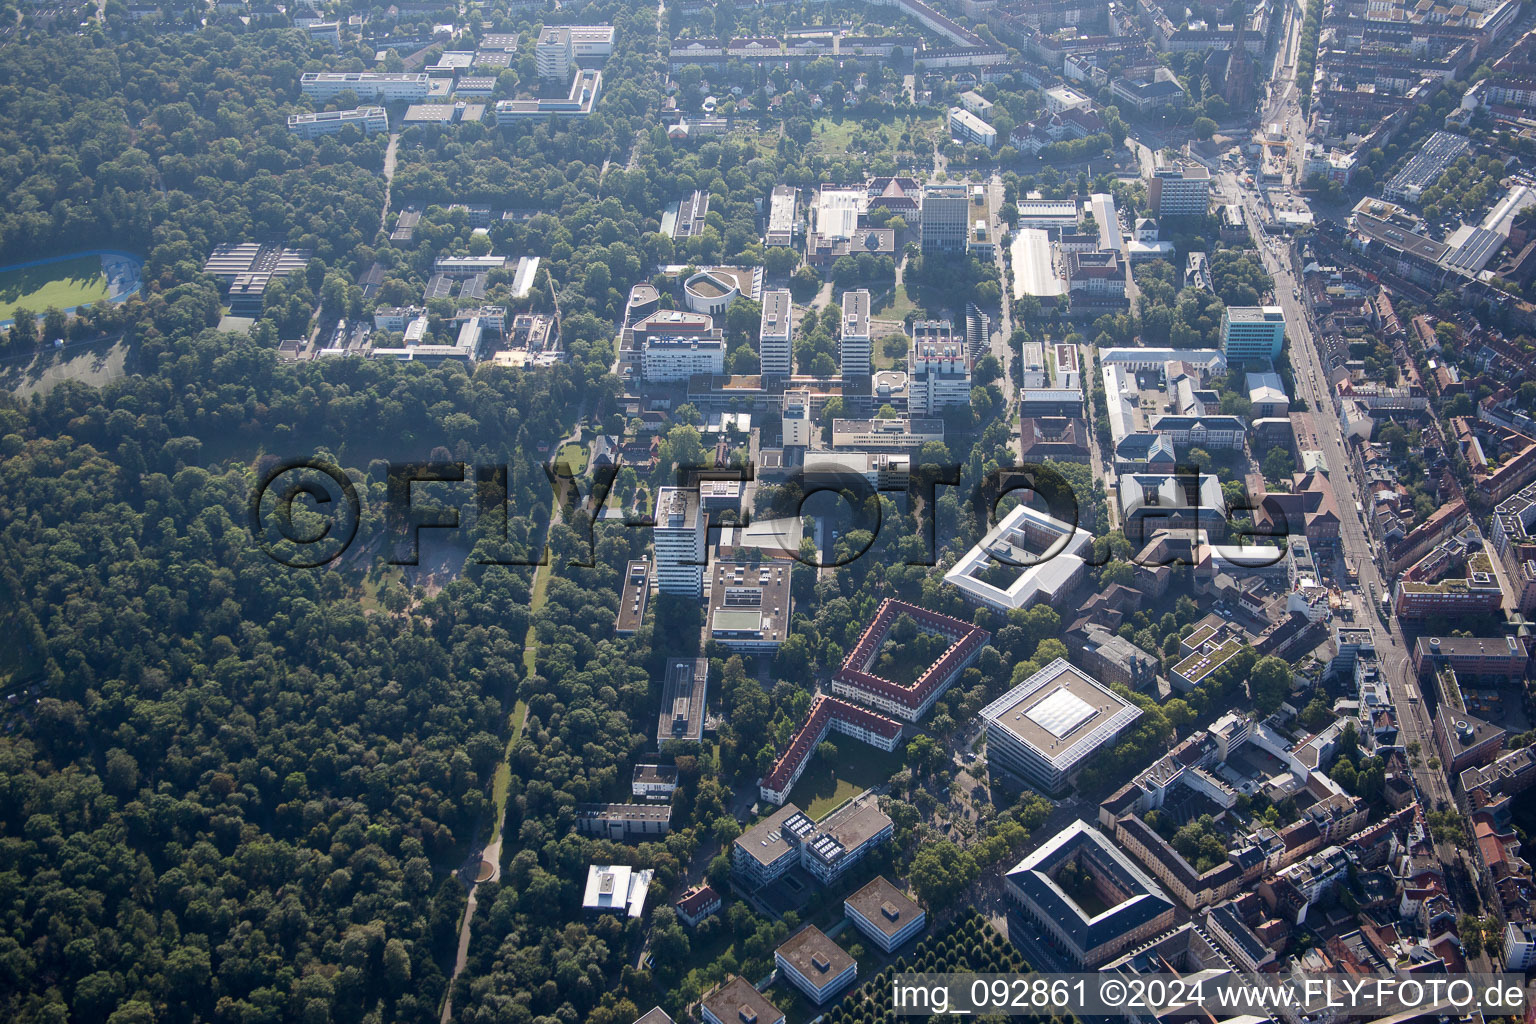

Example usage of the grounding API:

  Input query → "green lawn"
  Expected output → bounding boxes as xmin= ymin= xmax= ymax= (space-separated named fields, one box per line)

xmin=874 ymin=282 xmax=920 ymax=323
xmin=0 ymin=256 xmax=108 ymax=323
xmin=793 ymin=742 xmax=907 ymax=819
xmin=556 ymin=442 xmax=588 ymax=474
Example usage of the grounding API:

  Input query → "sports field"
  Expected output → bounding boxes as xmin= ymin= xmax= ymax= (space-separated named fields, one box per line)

xmin=0 ymin=255 xmax=109 ymax=323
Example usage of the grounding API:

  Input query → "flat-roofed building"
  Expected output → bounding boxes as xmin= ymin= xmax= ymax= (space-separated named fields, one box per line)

xmin=920 ymin=182 xmax=971 ymax=251
xmin=981 ymin=659 xmax=1143 ymax=795
xmin=1004 ymin=820 xmax=1176 ymax=966
xmin=435 ymin=255 xmax=506 ymax=278
xmin=844 ymin=876 xmax=926 ymax=952
xmin=300 ymin=72 xmax=430 ymax=101
xmin=1221 ymin=306 xmax=1285 ymax=362
xmin=494 ymin=70 xmax=602 ymax=118
xmin=839 ymin=289 xmax=872 ymax=379
xmin=288 ymin=106 xmax=388 ymax=138
xmin=831 ymin=417 xmax=945 ymax=450
xmin=732 ymin=803 xmax=805 ymax=886
xmin=907 ymin=321 xmax=971 ymax=415
xmin=944 ymin=503 xmax=1093 ymax=611
xmin=700 ymin=978 xmax=783 ymax=1024
xmin=1147 ymin=159 xmax=1211 ymax=217
xmin=616 ymin=559 xmax=650 ymax=635
xmin=583 ymin=864 xmax=653 ymax=917
xmin=775 ymin=926 xmax=857 ymax=1004
xmin=759 ymin=289 xmax=793 ymax=377
xmin=798 ymin=798 xmax=894 ymax=884
xmin=708 ymin=560 xmax=791 ymax=653
xmin=1413 ymin=635 xmax=1527 ymax=683
xmin=666 ymin=190 xmax=711 ymax=239
xmin=781 ymin=388 xmax=813 ymax=447
xmin=535 ymin=23 xmax=614 ymax=79
xmin=765 ymin=185 xmax=798 ymax=247
xmin=637 ymin=310 xmax=725 ymax=382
xmin=202 ymin=243 xmax=312 ymax=317
xmin=632 ymin=763 xmax=678 ymax=800
xmin=657 ymin=656 xmax=708 ymax=744
xmin=948 ymin=106 xmax=997 ymax=149
xmin=1170 ymin=635 xmax=1247 ymax=691
xmin=575 ymin=802 xmax=672 ymax=841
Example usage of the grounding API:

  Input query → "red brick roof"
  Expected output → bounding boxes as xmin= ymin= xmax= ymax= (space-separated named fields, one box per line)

xmin=832 ymin=599 xmax=990 ymax=713
xmin=760 ymin=695 xmax=901 ymax=793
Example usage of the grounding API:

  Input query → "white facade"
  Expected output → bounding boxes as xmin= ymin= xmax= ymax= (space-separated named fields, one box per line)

xmin=535 ymin=24 xmax=614 ymax=79
xmin=948 ymin=106 xmax=997 ymax=149
xmin=782 ymin=389 xmax=814 ymax=447
xmin=759 ymin=289 xmax=793 ymax=376
xmin=653 ymin=487 xmax=706 ymax=597
xmin=288 ymin=106 xmax=387 ymax=138
xmin=907 ymin=336 xmax=971 ymax=415
xmin=299 ymin=73 xmax=429 ymax=101
xmin=641 ymin=333 xmax=724 ymax=382
xmin=839 ymin=290 xmax=872 ymax=378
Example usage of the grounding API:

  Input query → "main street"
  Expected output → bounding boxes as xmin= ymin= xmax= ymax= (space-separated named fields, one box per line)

xmin=1223 ymin=163 xmax=1456 ymax=815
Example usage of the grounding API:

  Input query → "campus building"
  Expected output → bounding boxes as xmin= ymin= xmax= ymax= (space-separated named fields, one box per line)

xmin=920 ymin=183 xmax=971 ymax=251
xmin=948 ymin=106 xmax=997 ymax=148
xmin=907 ymin=321 xmax=972 ymax=415
xmin=981 ymin=659 xmax=1143 ymax=796
xmin=287 ymin=106 xmax=387 ymax=138
xmin=775 ymin=927 xmax=857 ymax=1004
xmin=731 ymin=799 xmax=894 ymax=887
xmin=759 ymin=289 xmax=793 ymax=377
xmin=535 ymin=24 xmax=614 ymax=79
xmin=830 ymin=599 xmax=990 ymax=722
xmin=839 ymin=289 xmax=872 ymax=379
xmin=1004 ymin=821 xmax=1177 ymax=967
xmin=636 ymin=310 xmax=725 ymax=382
xmin=1147 ymin=160 xmax=1211 ymax=217
xmin=1220 ymin=306 xmax=1286 ymax=362
xmin=299 ymin=72 xmax=429 ymax=101
xmin=652 ymin=488 xmax=706 ymax=597
xmin=844 ymin=876 xmax=926 ymax=952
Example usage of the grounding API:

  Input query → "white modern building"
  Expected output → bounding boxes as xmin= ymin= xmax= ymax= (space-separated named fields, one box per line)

xmin=782 ymin=389 xmax=814 ymax=447
xmin=653 ymin=487 xmax=706 ymax=598
xmin=948 ymin=106 xmax=997 ymax=149
xmin=535 ymin=24 xmax=615 ymax=79
xmin=944 ymin=503 xmax=1093 ymax=611
xmin=907 ymin=323 xmax=971 ymax=415
xmin=635 ymin=310 xmax=725 ymax=382
xmin=844 ymin=876 xmax=926 ymax=953
xmin=775 ymin=927 xmax=857 ymax=1004
xmin=287 ymin=106 xmax=388 ymax=138
xmin=759 ymin=289 xmax=793 ymax=377
xmin=981 ymin=659 xmax=1143 ymax=795
xmin=299 ymin=72 xmax=430 ymax=102
xmin=1045 ymin=85 xmax=1092 ymax=113
xmin=840 ymin=290 xmax=872 ymax=379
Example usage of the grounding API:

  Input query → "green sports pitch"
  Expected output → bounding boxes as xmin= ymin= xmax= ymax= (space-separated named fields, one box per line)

xmin=0 ymin=255 xmax=109 ymax=324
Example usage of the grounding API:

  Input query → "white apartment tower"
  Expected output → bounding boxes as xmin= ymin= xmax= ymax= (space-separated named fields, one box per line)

xmin=760 ymin=289 xmax=793 ymax=377
xmin=839 ymin=290 xmax=872 ymax=379
xmin=653 ymin=487 xmax=706 ymax=597
xmin=907 ymin=321 xmax=972 ymax=415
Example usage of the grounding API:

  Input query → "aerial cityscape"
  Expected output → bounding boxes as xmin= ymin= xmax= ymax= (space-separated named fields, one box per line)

xmin=2 ymin=0 xmax=1536 ymax=1021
